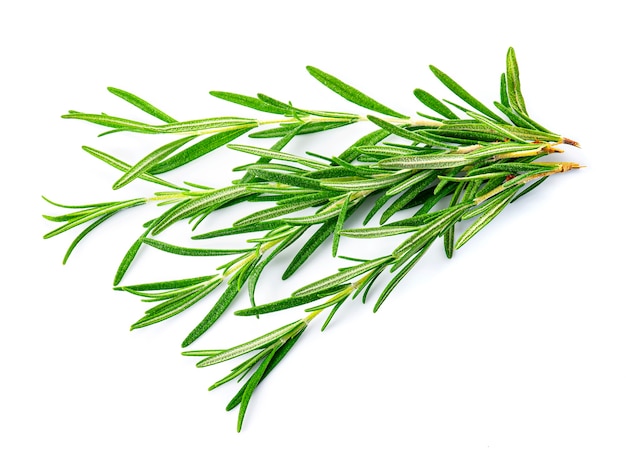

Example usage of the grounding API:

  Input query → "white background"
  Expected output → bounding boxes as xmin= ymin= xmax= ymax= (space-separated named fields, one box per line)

xmin=2 ymin=1 xmax=625 ymax=457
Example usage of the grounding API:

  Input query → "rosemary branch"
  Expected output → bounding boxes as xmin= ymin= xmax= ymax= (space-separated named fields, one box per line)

xmin=44 ymin=47 xmax=581 ymax=430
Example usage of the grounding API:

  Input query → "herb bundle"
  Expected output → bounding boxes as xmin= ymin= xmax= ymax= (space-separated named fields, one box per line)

xmin=44 ymin=48 xmax=580 ymax=431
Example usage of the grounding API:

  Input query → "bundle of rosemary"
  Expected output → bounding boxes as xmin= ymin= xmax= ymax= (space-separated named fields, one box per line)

xmin=44 ymin=47 xmax=580 ymax=431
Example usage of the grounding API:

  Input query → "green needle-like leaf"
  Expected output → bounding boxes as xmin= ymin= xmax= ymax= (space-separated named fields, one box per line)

xmin=456 ymin=187 xmax=519 ymax=249
xmin=192 ymin=221 xmax=285 ymax=240
xmin=340 ymin=225 xmax=420 ymax=239
xmin=332 ymin=195 xmax=351 ymax=257
xmin=429 ymin=65 xmax=507 ymax=123
xmin=375 ymin=241 xmax=432 ymax=312
xmin=246 ymin=168 xmax=324 ymax=191
xmin=196 ymin=321 xmax=301 ymax=367
xmin=233 ymin=196 xmax=329 ymax=227
xmin=228 ymin=144 xmax=325 ymax=169
xmin=210 ymin=91 xmax=290 ymax=115
xmin=151 ymin=186 xmax=249 ymax=235
xmin=142 ymin=238 xmax=249 ymax=257
xmin=293 ymin=256 xmax=393 ymax=297
xmin=150 ymin=127 xmax=253 ymax=174
xmin=378 ymin=154 xmax=473 ymax=170
xmin=337 ymin=129 xmax=390 ymax=162
xmin=237 ymin=347 xmax=277 ymax=432
xmin=236 ymin=286 xmax=345 ymax=316
xmin=248 ymin=227 xmax=306 ymax=307
xmin=108 ymin=87 xmax=178 ymax=123
xmin=82 ymin=146 xmax=186 ymax=190
xmin=466 ymin=111 xmax=526 ymax=142
xmin=413 ymin=88 xmax=460 ymax=119
xmin=182 ymin=277 xmax=243 ymax=347
xmin=62 ymin=212 xmax=118 ymax=265
xmin=282 ymin=201 xmax=363 ymax=279
xmin=505 ymin=47 xmax=528 ymax=116
xmin=113 ymin=227 xmax=150 ymax=286
xmin=306 ymin=66 xmax=408 ymax=119
xmin=43 ymin=198 xmax=146 ymax=239
xmin=113 ymin=136 xmax=196 ymax=190
xmin=248 ymin=120 xmax=355 ymax=138
xmin=225 ymin=330 xmax=305 ymax=412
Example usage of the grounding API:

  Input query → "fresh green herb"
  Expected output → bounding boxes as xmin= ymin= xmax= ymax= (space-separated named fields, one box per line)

xmin=45 ymin=47 xmax=581 ymax=430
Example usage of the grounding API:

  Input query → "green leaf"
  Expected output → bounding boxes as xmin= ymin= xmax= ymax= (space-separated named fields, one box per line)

xmin=117 ymin=275 xmax=218 ymax=292
xmin=456 ymin=187 xmax=519 ymax=249
xmin=246 ymin=168 xmax=324 ymax=191
xmin=465 ymin=141 xmax=546 ymax=159
xmin=386 ymin=170 xmax=436 ymax=196
xmin=340 ymin=225 xmax=419 ymax=238
xmin=61 ymin=112 xmax=158 ymax=133
xmin=282 ymin=197 xmax=364 ymax=280
xmin=443 ymin=183 xmax=464 ymax=259
xmin=392 ymin=204 xmax=471 ymax=258
xmin=43 ymin=199 xmax=146 ymax=239
xmin=237 ymin=347 xmax=277 ymax=432
xmin=113 ymin=227 xmax=150 ymax=286
xmin=281 ymin=195 xmax=364 ymax=225
xmin=321 ymin=171 xmax=412 ymax=192
xmin=354 ymin=144 xmax=416 ymax=158
xmin=192 ymin=221 xmax=285 ymax=240
xmin=226 ymin=330 xmax=305 ymax=412
xmin=499 ymin=73 xmax=510 ymax=108
xmin=210 ymin=91 xmax=289 ymax=115
xmin=151 ymin=186 xmax=249 ymax=235
xmin=142 ymin=238 xmax=249 ymax=257
xmin=155 ymin=117 xmax=257 ymax=134
xmin=108 ymin=87 xmax=178 ymax=123
xmin=511 ymin=176 xmax=548 ymax=203
xmin=82 ymin=146 xmax=186 ymax=190
xmin=236 ymin=286 xmax=345 ymax=316
xmin=196 ymin=321 xmax=301 ymax=367
xmin=306 ymin=66 xmax=408 ymax=119
xmin=228 ymin=144 xmax=325 ymax=169
xmin=293 ymin=256 xmax=393 ymax=297
xmin=326 ymin=156 xmax=379 ymax=178
xmin=493 ymin=102 xmax=535 ymax=130
xmin=380 ymin=171 xmax=438 ymax=224
xmin=413 ymin=88 xmax=459 ymax=119
xmin=182 ymin=277 xmax=243 ymax=347
xmin=237 ymin=123 xmax=310 ymax=185
xmin=378 ymin=154 xmax=473 ymax=170
xmin=375 ymin=241 xmax=432 ymax=312
xmin=466 ymin=111 xmax=526 ymax=142
xmin=363 ymin=191 xmax=391 ymax=225
xmin=248 ymin=120 xmax=355 ymax=138
xmin=337 ymin=129 xmax=390 ymax=162
xmin=332 ymin=194 xmax=351 ymax=257
xmin=248 ymin=227 xmax=306 ymax=307
xmin=429 ymin=65 xmax=507 ymax=123
xmin=208 ymin=348 xmax=272 ymax=391
xmin=505 ymin=47 xmax=527 ymax=115
xmin=233 ymin=196 xmax=329 ymax=227
xmin=367 ymin=116 xmax=452 ymax=147
xmin=440 ymin=120 xmax=559 ymax=142
xmin=321 ymin=300 xmax=346 ymax=331
xmin=131 ymin=283 xmax=218 ymax=329
xmin=150 ymin=127 xmax=253 ymax=174
xmin=113 ymin=136 xmax=196 ymax=190
xmin=63 ymin=212 xmax=118 ymax=265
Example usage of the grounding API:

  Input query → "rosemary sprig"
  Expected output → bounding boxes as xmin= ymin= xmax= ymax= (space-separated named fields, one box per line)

xmin=44 ymin=47 xmax=581 ymax=430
